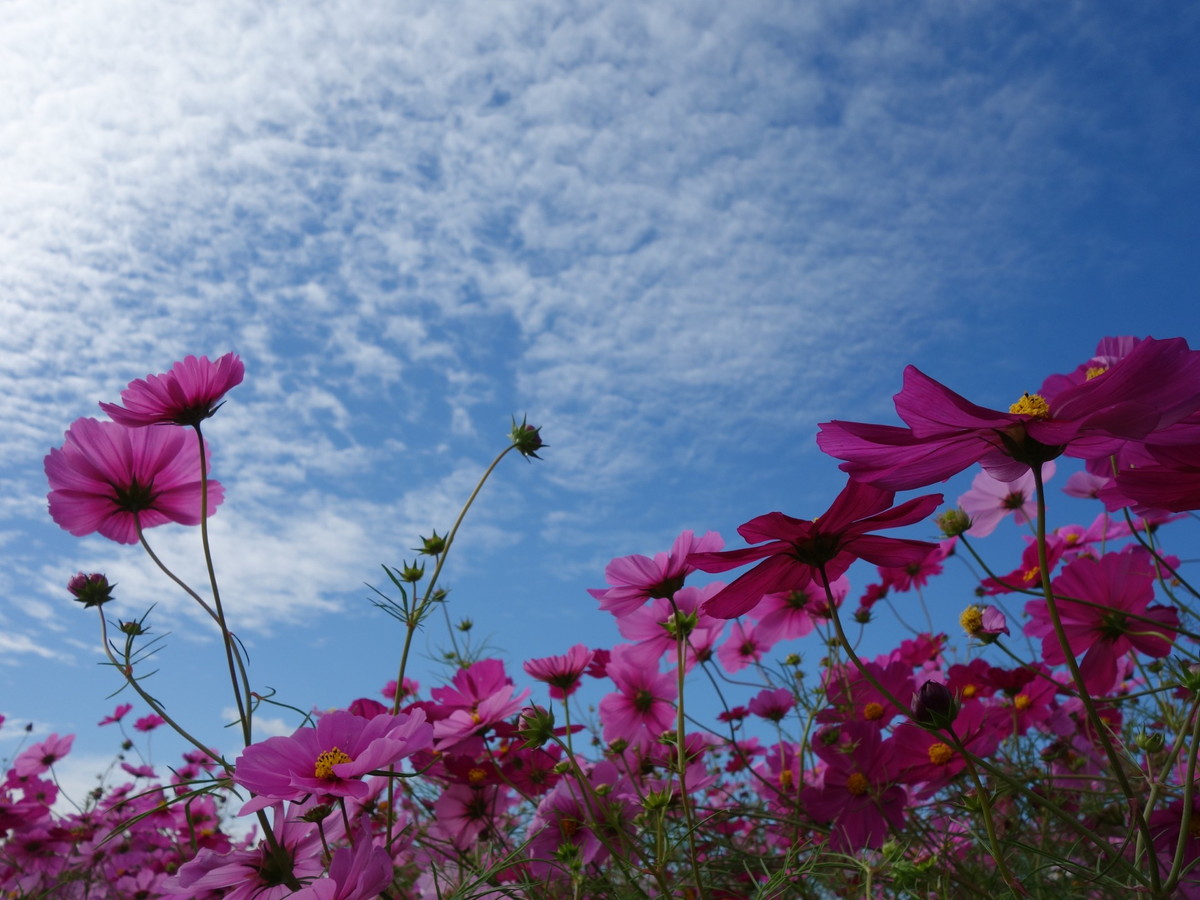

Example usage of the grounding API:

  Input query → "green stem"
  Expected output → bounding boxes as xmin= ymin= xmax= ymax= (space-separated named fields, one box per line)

xmin=192 ymin=424 xmax=252 ymax=747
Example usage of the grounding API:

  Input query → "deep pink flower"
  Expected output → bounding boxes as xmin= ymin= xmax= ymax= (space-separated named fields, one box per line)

xmin=978 ymin=534 xmax=1066 ymax=596
xmin=751 ymin=576 xmax=847 ymax=644
xmin=891 ymin=703 xmax=1000 ymax=797
xmin=289 ymin=827 xmax=394 ymax=900
xmin=100 ymin=352 xmax=244 ymax=427
xmin=233 ymin=708 xmax=432 ymax=809
xmin=170 ymin=803 xmax=323 ymax=900
xmin=133 ymin=714 xmax=166 ymax=732
xmin=98 ymin=703 xmax=133 ymax=726
xmin=45 ymin=417 xmax=223 ymax=545
xmin=802 ymin=723 xmax=907 ymax=852
xmin=1025 ymin=548 xmax=1179 ymax=695
xmin=588 ymin=530 xmax=723 ymax=617
xmin=523 ymin=644 xmax=595 ymax=699
xmin=13 ymin=734 xmax=74 ymax=777
xmin=689 ymin=478 xmax=942 ymax=619
xmin=817 ymin=337 xmax=1200 ymax=489
xmin=748 ymin=688 xmax=795 ymax=722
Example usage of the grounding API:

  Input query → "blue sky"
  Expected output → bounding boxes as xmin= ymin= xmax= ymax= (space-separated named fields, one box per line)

xmin=2 ymin=1 xmax=1199 ymax=796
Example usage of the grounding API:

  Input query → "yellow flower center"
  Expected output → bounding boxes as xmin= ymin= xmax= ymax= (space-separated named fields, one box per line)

xmin=962 ymin=684 xmax=977 ymax=699
xmin=559 ymin=817 xmax=581 ymax=838
xmin=846 ymin=772 xmax=869 ymax=796
xmin=1013 ymin=693 xmax=1032 ymax=711
xmin=1009 ymin=393 xmax=1050 ymax=419
xmin=1086 ymin=366 xmax=1108 ymax=380
xmin=467 ymin=766 xmax=488 ymax=784
xmin=314 ymin=747 xmax=354 ymax=779
xmin=863 ymin=702 xmax=885 ymax=721
xmin=960 ymin=605 xmax=983 ymax=636
xmin=927 ymin=742 xmax=954 ymax=766
xmin=779 ymin=769 xmax=794 ymax=791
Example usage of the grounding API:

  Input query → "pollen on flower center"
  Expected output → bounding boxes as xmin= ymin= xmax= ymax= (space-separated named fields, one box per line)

xmin=1086 ymin=366 xmax=1108 ymax=380
xmin=314 ymin=747 xmax=354 ymax=779
xmin=960 ymin=605 xmax=984 ymax=635
xmin=862 ymin=702 xmax=885 ymax=721
xmin=927 ymin=742 xmax=954 ymax=766
xmin=467 ymin=766 xmax=488 ymax=784
xmin=1013 ymin=693 xmax=1032 ymax=711
xmin=1009 ymin=392 xmax=1051 ymax=419
xmin=846 ymin=772 xmax=869 ymax=796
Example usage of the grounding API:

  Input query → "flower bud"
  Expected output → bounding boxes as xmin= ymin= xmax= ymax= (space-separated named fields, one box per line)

xmin=397 ymin=561 xmax=425 ymax=583
xmin=510 ymin=417 xmax=547 ymax=459
xmin=911 ymin=680 xmax=959 ymax=729
xmin=414 ymin=531 xmax=447 ymax=556
xmin=1135 ymin=731 xmax=1165 ymax=753
xmin=936 ymin=508 xmax=972 ymax=538
xmin=68 ymin=573 xmax=115 ymax=609
xmin=517 ymin=705 xmax=557 ymax=749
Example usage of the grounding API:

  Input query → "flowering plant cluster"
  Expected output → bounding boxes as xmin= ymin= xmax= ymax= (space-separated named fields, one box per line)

xmin=7 ymin=337 xmax=1200 ymax=898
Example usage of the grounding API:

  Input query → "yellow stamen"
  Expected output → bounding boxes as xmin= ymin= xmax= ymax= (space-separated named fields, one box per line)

xmin=960 ymin=605 xmax=983 ymax=636
xmin=314 ymin=747 xmax=354 ymax=779
xmin=846 ymin=772 xmax=869 ymax=796
xmin=962 ymin=684 xmax=977 ymax=699
xmin=1009 ymin=392 xmax=1050 ymax=419
xmin=863 ymin=702 xmax=885 ymax=721
xmin=927 ymin=742 xmax=954 ymax=766
xmin=1086 ymin=366 xmax=1108 ymax=380
xmin=1013 ymin=693 xmax=1032 ymax=711
xmin=467 ymin=767 xmax=487 ymax=784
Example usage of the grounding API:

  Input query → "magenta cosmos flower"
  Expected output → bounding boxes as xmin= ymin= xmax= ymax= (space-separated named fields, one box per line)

xmin=689 ymin=478 xmax=943 ymax=619
xmin=1025 ymin=548 xmax=1179 ymax=695
xmin=817 ymin=337 xmax=1200 ymax=490
xmin=100 ymin=352 xmax=244 ymax=427
xmin=45 ymin=417 xmax=224 ymax=545
xmin=523 ymin=644 xmax=595 ymax=699
xmin=233 ymin=708 xmax=432 ymax=812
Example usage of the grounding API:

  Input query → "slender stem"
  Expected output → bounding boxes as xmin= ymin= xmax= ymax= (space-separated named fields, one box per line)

xmin=1028 ymin=464 xmax=1159 ymax=892
xmin=96 ymin=609 xmax=226 ymax=771
xmin=192 ymin=424 xmax=252 ymax=747
xmin=670 ymin=602 xmax=705 ymax=899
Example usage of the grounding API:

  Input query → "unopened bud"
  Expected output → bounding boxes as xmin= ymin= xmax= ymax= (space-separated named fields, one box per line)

xmin=911 ymin=680 xmax=959 ymax=729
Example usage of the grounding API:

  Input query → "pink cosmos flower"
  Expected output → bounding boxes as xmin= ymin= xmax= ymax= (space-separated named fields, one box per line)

xmin=689 ymin=478 xmax=943 ymax=619
xmin=716 ymin=620 xmax=770 ymax=674
xmin=890 ymin=703 xmax=1001 ymax=798
xmin=133 ymin=714 xmax=166 ymax=732
xmin=523 ymin=644 xmax=595 ymax=699
xmin=958 ymin=462 xmax=1055 ymax=537
xmin=1025 ymin=548 xmax=1179 ymax=695
xmin=748 ymin=688 xmax=795 ymax=722
xmin=588 ymin=530 xmax=723 ymax=617
xmin=817 ymin=337 xmax=1200 ymax=489
xmin=45 ymin=417 xmax=223 ymax=545
xmin=100 ymin=352 xmax=244 ymax=427
xmin=615 ymin=583 xmax=726 ymax=670
xmin=289 ymin=827 xmax=394 ymax=900
xmin=169 ymin=802 xmax=324 ymax=900
xmin=598 ymin=644 xmax=678 ymax=751
xmin=802 ymin=723 xmax=907 ymax=852
xmin=751 ymin=575 xmax=847 ymax=644
xmin=233 ymin=708 xmax=432 ymax=810
xmin=13 ymin=734 xmax=74 ymax=778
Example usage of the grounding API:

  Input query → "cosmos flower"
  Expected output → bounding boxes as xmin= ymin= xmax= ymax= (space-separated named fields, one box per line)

xmin=817 ymin=337 xmax=1200 ymax=490
xmin=1025 ymin=548 xmax=1180 ymax=695
xmin=523 ymin=644 xmax=596 ymax=699
xmin=100 ymin=352 xmax=244 ymax=427
xmin=689 ymin=478 xmax=942 ymax=619
xmin=588 ymin=530 xmax=723 ymax=618
xmin=233 ymin=708 xmax=432 ymax=811
xmin=45 ymin=417 xmax=223 ymax=545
